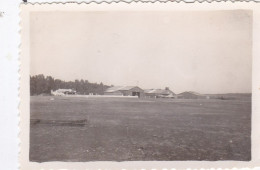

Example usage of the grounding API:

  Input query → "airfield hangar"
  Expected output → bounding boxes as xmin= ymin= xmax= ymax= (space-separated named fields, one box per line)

xmin=104 ymin=86 xmax=144 ymax=98
xmin=144 ymin=88 xmax=175 ymax=98
xmin=177 ymin=91 xmax=210 ymax=99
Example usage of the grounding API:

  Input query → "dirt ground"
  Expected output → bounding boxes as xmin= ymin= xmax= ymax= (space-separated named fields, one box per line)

xmin=30 ymin=96 xmax=251 ymax=162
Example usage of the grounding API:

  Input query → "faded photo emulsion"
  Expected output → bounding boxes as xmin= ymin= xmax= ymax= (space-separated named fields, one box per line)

xmin=25 ymin=8 xmax=253 ymax=165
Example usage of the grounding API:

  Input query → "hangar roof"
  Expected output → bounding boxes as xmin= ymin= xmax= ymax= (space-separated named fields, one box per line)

xmin=105 ymin=86 xmax=139 ymax=93
xmin=144 ymin=89 xmax=175 ymax=95
xmin=178 ymin=91 xmax=206 ymax=96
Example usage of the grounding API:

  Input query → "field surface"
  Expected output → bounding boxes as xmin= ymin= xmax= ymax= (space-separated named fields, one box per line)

xmin=30 ymin=96 xmax=251 ymax=162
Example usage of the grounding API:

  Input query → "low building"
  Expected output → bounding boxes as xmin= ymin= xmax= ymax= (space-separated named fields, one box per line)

xmin=104 ymin=86 xmax=144 ymax=98
xmin=144 ymin=88 xmax=175 ymax=98
xmin=51 ymin=89 xmax=76 ymax=96
xmin=177 ymin=91 xmax=210 ymax=99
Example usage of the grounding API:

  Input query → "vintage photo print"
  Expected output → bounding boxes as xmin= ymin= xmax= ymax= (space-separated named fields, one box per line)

xmin=20 ymin=2 xmax=260 ymax=169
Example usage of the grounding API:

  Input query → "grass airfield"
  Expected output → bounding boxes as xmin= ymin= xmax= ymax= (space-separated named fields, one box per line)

xmin=30 ymin=96 xmax=251 ymax=162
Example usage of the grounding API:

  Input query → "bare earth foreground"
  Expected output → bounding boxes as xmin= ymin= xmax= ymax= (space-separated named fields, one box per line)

xmin=30 ymin=96 xmax=251 ymax=162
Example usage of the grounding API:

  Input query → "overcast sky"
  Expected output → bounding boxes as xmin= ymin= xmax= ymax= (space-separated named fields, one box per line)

xmin=30 ymin=10 xmax=252 ymax=94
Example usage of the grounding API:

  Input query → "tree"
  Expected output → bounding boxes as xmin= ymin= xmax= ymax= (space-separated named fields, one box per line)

xmin=46 ymin=76 xmax=55 ymax=94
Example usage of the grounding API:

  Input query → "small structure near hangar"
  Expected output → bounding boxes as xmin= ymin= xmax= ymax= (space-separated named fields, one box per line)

xmin=51 ymin=89 xmax=76 ymax=96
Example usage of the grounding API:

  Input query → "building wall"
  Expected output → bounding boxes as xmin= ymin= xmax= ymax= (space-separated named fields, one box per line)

xmin=130 ymin=87 xmax=144 ymax=93
xmin=131 ymin=87 xmax=144 ymax=98
xmin=144 ymin=93 xmax=157 ymax=98
xmin=104 ymin=91 xmax=123 ymax=96
xmin=119 ymin=87 xmax=144 ymax=97
xmin=104 ymin=86 xmax=144 ymax=97
xmin=120 ymin=90 xmax=144 ymax=98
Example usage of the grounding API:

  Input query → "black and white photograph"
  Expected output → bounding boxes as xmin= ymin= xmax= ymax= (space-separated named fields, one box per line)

xmin=19 ymin=3 xmax=260 ymax=169
xmin=28 ymin=10 xmax=252 ymax=162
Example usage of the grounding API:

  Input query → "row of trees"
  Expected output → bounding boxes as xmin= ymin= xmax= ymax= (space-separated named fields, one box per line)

xmin=30 ymin=74 xmax=110 ymax=96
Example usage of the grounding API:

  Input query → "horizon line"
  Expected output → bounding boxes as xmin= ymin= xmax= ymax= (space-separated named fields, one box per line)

xmin=30 ymin=74 xmax=252 ymax=95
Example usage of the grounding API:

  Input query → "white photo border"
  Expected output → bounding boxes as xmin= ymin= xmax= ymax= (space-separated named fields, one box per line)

xmin=20 ymin=2 xmax=260 ymax=169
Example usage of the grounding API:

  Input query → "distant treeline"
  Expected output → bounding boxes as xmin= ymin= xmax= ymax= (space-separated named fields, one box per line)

xmin=30 ymin=74 xmax=110 ymax=96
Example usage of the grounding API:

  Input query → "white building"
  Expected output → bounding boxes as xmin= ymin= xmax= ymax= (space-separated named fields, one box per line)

xmin=51 ymin=89 xmax=76 ymax=96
